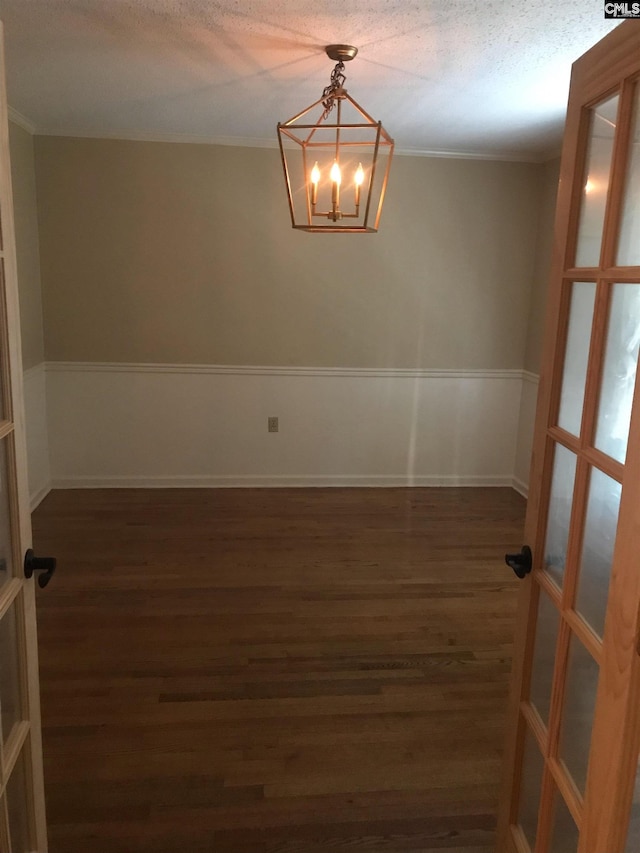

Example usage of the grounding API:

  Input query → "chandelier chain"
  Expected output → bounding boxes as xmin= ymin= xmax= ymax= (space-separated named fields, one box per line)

xmin=321 ymin=61 xmax=346 ymax=119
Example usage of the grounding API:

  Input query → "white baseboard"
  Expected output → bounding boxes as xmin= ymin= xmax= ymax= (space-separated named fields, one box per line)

xmin=511 ymin=476 xmax=529 ymax=498
xmin=30 ymin=482 xmax=52 ymax=510
xmin=51 ymin=473 xmax=515 ymax=490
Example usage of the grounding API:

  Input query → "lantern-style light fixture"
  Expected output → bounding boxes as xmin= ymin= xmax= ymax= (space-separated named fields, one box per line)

xmin=277 ymin=45 xmax=394 ymax=233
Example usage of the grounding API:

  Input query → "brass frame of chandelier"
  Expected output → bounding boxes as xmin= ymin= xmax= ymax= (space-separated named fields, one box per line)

xmin=277 ymin=45 xmax=394 ymax=233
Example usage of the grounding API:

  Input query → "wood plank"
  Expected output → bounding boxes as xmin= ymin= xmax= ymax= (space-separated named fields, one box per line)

xmin=32 ymin=486 xmax=524 ymax=853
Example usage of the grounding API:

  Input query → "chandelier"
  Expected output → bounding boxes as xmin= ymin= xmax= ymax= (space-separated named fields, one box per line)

xmin=277 ymin=45 xmax=394 ymax=233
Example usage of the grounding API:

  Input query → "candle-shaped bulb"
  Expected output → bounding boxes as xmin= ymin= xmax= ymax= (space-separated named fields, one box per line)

xmin=310 ymin=162 xmax=320 ymax=205
xmin=330 ymin=160 xmax=341 ymax=207
xmin=354 ymin=162 xmax=364 ymax=207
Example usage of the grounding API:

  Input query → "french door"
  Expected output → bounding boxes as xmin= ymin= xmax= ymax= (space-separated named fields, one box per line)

xmin=0 ymin=20 xmax=48 ymax=853
xmin=497 ymin=21 xmax=640 ymax=853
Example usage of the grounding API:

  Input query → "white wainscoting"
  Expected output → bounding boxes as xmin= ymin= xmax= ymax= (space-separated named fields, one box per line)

xmin=23 ymin=363 xmax=52 ymax=509
xmin=513 ymin=371 xmax=540 ymax=497
xmin=44 ymin=362 xmax=529 ymax=490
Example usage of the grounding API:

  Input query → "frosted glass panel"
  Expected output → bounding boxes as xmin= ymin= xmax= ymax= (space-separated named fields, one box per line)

xmin=549 ymin=789 xmax=580 ymax=853
xmin=0 ymin=598 xmax=22 ymax=744
xmin=544 ymin=445 xmax=577 ymax=588
xmin=0 ymin=265 xmax=5 ymax=422
xmin=518 ymin=728 xmax=544 ymax=849
xmin=625 ymin=762 xmax=640 ymax=853
xmin=575 ymin=94 xmax=619 ymax=268
xmin=529 ymin=592 xmax=560 ymax=724
xmin=594 ymin=284 xmax=640 ymax=463
xmin=559 ymin=637 xmax=599 ymax=793
xmin=618 ymin=85 xmax=640 ymax=265
xmin=6 ymin=748 xmax=30 ymax=853
xmin=575 ymin=468 xmax=621 ymax=637
xmin=0 ymin=438 xmax=14 ymax=591
xmin=558 ymin=282 xmax=596 ymax=436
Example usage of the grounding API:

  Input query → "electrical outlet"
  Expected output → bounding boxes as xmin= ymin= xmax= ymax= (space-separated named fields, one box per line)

xmin=268 ymin=416 xmax=279 ymax=433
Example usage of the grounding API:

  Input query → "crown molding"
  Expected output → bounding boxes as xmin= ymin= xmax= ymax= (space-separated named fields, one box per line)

xmin=31 ymin=125 xmax=545 ymax=163
xmin=33 ymin=127 xmax=281 ymax=149
xmin=393 ymin=146 xmax=544 ymax=163
xmin=7 ymin=106 xmax=37 ymax=134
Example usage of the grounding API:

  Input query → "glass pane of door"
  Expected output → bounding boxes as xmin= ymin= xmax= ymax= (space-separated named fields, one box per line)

xmin=517 ymin=728 xmax=545 ymax=849
xmin=0 ymin=437 xmax=14 ymax=592
xmin=625 ymin=761 xmax=640 ymax=853
xmin=544 ymin=444 xmax=577 ymax=588
xmin=0 ymin=797 xmax=10 ymax=852
xmin=558 ymin=636 xmax=600 ymax=794
xmin=617 ymin=84 xmax=640 ymax=265
xmin=558 ymin=282 xmax=596 ymax=436
xmin=549 ymin=788 xmax=580 ymax=852
xmin=574 ymin=94 xmax=619 ymax=268
xmin=0 ymin=597 xmax=22 ymax=744
xmin=594 ymin=283 xmax=640 ymax=464
xmin=528 ymin=592 xmax=560 ymax=724
xmin=6 ymin=748 xmax=30 ymax=853
xmin=575 ymin=467 xmax=621 ymax=637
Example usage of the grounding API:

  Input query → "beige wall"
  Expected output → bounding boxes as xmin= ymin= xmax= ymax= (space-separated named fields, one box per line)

xmin=524 ymin=158 xmax=561 ymax=374
xmin=9 ymin=121 xmax=45 ymax=370
xmin=34 ymin=137 xmax=543 ymax=369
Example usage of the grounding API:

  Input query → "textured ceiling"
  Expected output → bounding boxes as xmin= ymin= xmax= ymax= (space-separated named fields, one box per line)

xmin=0 ymin=0 xmax=622 ymax=160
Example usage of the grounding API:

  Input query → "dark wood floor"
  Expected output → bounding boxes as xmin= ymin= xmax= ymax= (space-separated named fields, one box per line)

xmin=32 ymin=487 xmax=525 ymax=853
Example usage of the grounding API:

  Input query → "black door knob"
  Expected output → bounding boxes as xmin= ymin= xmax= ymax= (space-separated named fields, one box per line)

xmin=24 ymin=549 xmax=56 ymax=588
xmin=505 ymin=545 xmax=532 ymax=579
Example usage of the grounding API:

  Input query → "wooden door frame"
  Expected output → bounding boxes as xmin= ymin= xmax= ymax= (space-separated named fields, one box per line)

xmin=497 ymin=20 xmax=640 ymax=853
xmin=0 ymin=21 xmax=47 ymax=850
